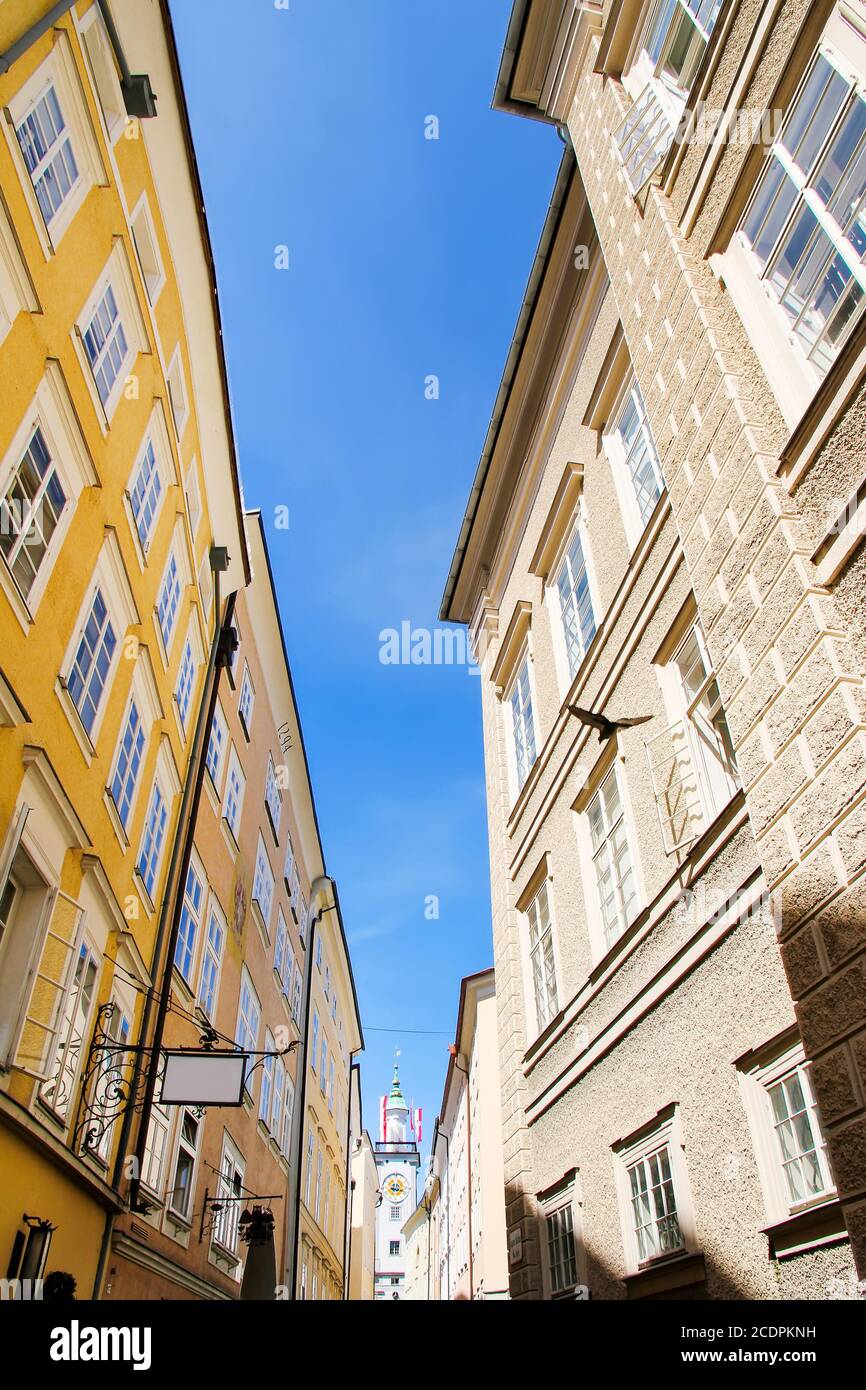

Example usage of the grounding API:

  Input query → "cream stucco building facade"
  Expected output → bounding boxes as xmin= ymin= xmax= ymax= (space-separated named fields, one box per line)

xmin=442 ymin=0 xmax=866 ymax=1299
xmin=428 ymin=970 xmax=509 ymax=1299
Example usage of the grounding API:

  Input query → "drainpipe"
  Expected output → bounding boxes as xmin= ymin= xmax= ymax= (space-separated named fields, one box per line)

xmin=340 ymin=1056 xmax=360 ymax=1299
xmin=127 ymin=557 xmax=236 ymax=1214
xmin=451 ymin=1047 xmax=474 ymax=1300
xmin=431 ymin=1119 xmax=451 ymax=1299
xmin=285 ymin=876 xmax=336 ymax=1297
xmin=0 ymin=1 xmax=76 ymax=74
xmin=92 ymin=550 xmax=234 ymax=1295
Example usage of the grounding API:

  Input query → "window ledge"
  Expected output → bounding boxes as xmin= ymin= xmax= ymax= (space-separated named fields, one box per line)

xmin=762 ymin=1198 xmax=848 ymax=1260
xmin=623 ymin=1250 xmax=705 ymax=1299
xmin=220 ymin=816 xmax=240 ymax=861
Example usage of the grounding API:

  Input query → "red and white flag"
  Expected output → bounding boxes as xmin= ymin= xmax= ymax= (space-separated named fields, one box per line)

xmin=415 ymin=1107 xmax=422 ymax=1144
xmin=379 ymin=1095 xmax=387 ymax=1142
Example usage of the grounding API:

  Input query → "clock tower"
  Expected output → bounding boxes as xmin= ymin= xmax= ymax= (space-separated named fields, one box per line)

xmin=373 ymin=1064 xmax=420 ymax=1300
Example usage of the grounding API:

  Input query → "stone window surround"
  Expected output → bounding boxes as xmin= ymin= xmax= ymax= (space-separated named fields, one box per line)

xmin=611 ymin=1102 xmax=703 ymax=1290
xmin=515 ymin=852 xmax=564 ymax=1045
xmin=572 ymin=739 xmax=647 ymax=966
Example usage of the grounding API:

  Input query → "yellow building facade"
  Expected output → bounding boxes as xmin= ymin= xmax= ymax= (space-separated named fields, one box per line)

xmin=0 ymin=0 xmax=247 ymax=1297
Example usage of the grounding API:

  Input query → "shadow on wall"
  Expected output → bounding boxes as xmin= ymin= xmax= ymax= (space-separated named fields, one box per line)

xmin=504 ymin=1181 xmax=764 ymax=1302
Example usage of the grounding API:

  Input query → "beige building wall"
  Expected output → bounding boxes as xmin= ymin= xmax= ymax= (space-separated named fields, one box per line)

xmin=401 ymin=1193 xmax=432 ymax=1301
xmin=432 ymin=970 xmax=510 ymax=1299
xmin=349 ymin=1128 xmax=378 ymax=1300
xmin=443 ymin=0 xmax=866 ymax=1299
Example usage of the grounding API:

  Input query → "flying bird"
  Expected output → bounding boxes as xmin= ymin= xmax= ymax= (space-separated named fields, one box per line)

xmin=567 ymin=704 xmax=652 ymax=742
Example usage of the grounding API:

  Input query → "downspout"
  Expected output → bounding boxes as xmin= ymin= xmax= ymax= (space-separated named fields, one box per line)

xmin=452 ymin=1050 xmax=474 ymax=1299
xmin=340 ymin=1056 xmax=361 ymax=1299
xmin=127 ymin=558 xmax=236 ymax=1213
xmin=285 ymin=876 xmax=335 ymax=1297
xmin=0 ymin=1 xmax=77 ymax=74
xmin=432 ymin=1119 xmax=451 ymax=1299
xmin=93 ymin=550 xmax=234 ymax=1294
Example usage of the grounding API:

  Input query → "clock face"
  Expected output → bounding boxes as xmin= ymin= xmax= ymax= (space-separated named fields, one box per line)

xmin=383 ymin=1172 xmax=409 ymax=1204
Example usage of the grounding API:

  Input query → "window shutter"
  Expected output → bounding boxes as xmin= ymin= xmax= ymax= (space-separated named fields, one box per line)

xmin=0 ymin=802 xmax=30 ymax=900
xmin=645 ymin=720 xmax=705 ymax=853
xmin=12 ymin=889 xmax=86 ymax=1079
xmin=613 ymin=84 xmax=675 ymax=195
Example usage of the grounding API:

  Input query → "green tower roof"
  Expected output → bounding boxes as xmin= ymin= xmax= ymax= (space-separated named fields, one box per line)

xmin=387 ymin=1063 xmax=407 ymax=1110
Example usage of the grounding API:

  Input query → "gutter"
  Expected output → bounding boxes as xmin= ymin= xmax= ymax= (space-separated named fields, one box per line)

xmin=438 ymin=147 xmax=574 ymax=623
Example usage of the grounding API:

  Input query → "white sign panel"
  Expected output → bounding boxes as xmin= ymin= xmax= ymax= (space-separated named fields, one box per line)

xmin=160 ymin=1051 xmax=247 ymax=1105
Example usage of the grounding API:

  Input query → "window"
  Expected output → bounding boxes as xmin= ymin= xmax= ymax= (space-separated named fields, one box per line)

xmin=311 ymin=1010 xmax=319 ymax=1073
xmin=587 ymin=766 xmax=637 ymax=951
xmin=198 ymin=904 xmax=225 ymax=1020
xmin=554 ymin=526 xmax=596 ymax=681
xmin=627 ymin=1142 xmax=683 ymax=1262
xmin=264 ymin=755 xmax=282 ymax=835
xmin=525 ymin=879 xmax=559 ymax=1032
xmin=299 ymin=894 xmax=309 ymax=943
xmin=169 ymin=1108 xmax=200 ymax=1219
xmin=738 ymin=1035 xmax=836 ymax=1231
xmin=205 ymin=701 xmax=228 ymax=790
xmin=767 ymin=1065 xmax=834 ymax=1207
xmin=647 ymin=621 xmax=739 ymax=852
xmin=14 ymin=81 xmax=82 ymax=229
xmin=174 ymin=862 xmax=203 ymax=986
xmin=83 ymin=280 xmax=129 ymax=410
xmin=0 ymin=426 xmax=67 ymax=602
xmin=390 ymin=1240 xmax=401 ymax=1256
xmin=109 ymin=699 xmax=145 ymax=831
xmin=274 ymin=909 xmax=288 ymax=985
xmin=141 ymin=1103 xmax=170 ymax=1196
xmin=290 ymin=964 xmax=302 ymax=1024
xmin=315 ymin=935 xmax=323 ymax=972
xmin=390 ymin=1204 xmax=402 ymax=1221
xmin=328 ymin=1056 xmax=335 ymax=1113
xmin=129 ymin=196 xmax=165 ymax=303
xmin=156 ymin=550 xmax=182 ymax=652
xmin=91 ymin=995 xmax=132 ymax=1159
xmin=508 ymin=656 xmax=537 ymax=793
xmin=166 ymin=348 xmax=190 ymax=438
xmin=213 ymin=1139 xmax=245 ymax=1256
xmin=252 ymin=835 xmax=275 ymax=934
xmin=284 ymin=833 xmax=295 ymax=889
xmin=238 ymin=664 xmax=255 ymax=735
xmin=738 ymin=42 xmax=866 ymax=382
xmin=184 ymin=461 xmax=201 ymax=538
xmin=283 ymin=1075 xmax=295 ymax=1155
xmin=66 ymin=586 xmax=116 ymax=737
xmin=222 ymin=746 xmax=245 ymax=839
xmin=320 ymin=1037 xmax=328 ymax=1095
xmin=305 ymin=1133 xmax=314 ymax=1205
xmin=137 ymin=781 xmax=167 ymax=901
xmin=544 ymin=1200 xmax=579 ymax=1299
xmin=315 ymin=1149 xmax=323 ymax=1221
xmin=128 ymin=439 xmax=162 ymax=552
xmin=236 ymin=969 xmax=261 ymax=1065
xmin=38 ymin=937 xmax=99 ymax=1121
xmin=604 ymin=375 xmax=664 ymax=540
xmin=260 ymin=1029 xmax=275 ymax=1128
xmin=614 ymin=1107 xmax=694 ymax=1273
xmin=614 ymin=0 xmax=723 ymax=194
xmin=174 ymin=635 xmax=196 ymax=733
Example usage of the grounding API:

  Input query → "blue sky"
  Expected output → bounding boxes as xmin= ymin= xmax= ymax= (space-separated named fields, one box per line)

xmin=170 ymin=0 xmax=561 ymax=1157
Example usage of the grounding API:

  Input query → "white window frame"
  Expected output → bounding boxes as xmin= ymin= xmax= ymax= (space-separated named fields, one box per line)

xmin=184 ymin=458 xmax=201 ymax=539
xmin=128 ymin=193 xmax=166 ymax=305
xmin=235 ymin=967 xmax=261 ymax=1094
xmin=505 ymin=648 xmax=539 ymax=801
xmin=264 ymin=754 xmax=282 ymax=837
xmin=124 ymin=405 xmax=174 ymax=560
xmin=222 ymin=745 xmax=246 ymax=842
xmin=212 ymin=1133 xmax=245 ymax=1262
xmin=58 ymin=536 xmax=137 ymax=753
xmin=539 ymin=1177 xmax=585 ymax=1300
xmin=165 ymin=346 xmax=190 ymax=440
xmin=73 ymin=243 xmax=146 ymax=427
xmin=105 ymin=652 xmax=159 ymax=844
xmin=738 ymin=1034 xmax=837 ymax=1227
xmin=613 ymin=1106 xmax=697 ymax=1275
xmin=648 ymin=619 xmax=740 ymax=852
xmin=0 ymin=366 xmax=96 ymax=624
xmin=198 ymin=898 xmax=226 ymax=1022
xmin=3 ymin=37 xmax=105 ymax=253
xmin=575 ymin=755 xmax=644 ymax=962
xmin=205 ymin=699 xmax=228 ymax=794
xmin=0 ymin=196 xmax=39 ymax=348
xmin=519 ymin=871 xmax=561 ymax=1040
xmin=603 ymin=372 xmax=665 ymax=549
xmin=174 ymin=853 xmax=205 ymax=988
xmin=168 ymin=1107 xmax=201 ymax=1222
xmin=251 ymin=833 xmax=275 ymax=938
xmin=173 ymin=624 xmax=201 ymax=738
xmin=154 ymin=524 xmax=191 ymax=662
xmin=238 ymin=662 xmax=255 ymax=737
xmin=714 ymin=11 xmax=866 ymax=425
xmin=548 ymin=511 xmax=599 ymax=692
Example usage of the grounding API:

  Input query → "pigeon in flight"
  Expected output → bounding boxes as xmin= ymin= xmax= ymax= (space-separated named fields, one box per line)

xmin=566 ymin=704 xmax=652 ymax=742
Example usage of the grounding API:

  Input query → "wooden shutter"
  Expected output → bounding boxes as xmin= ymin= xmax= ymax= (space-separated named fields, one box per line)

xmin=12 ymin=889 xmax=85 ymax=1079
